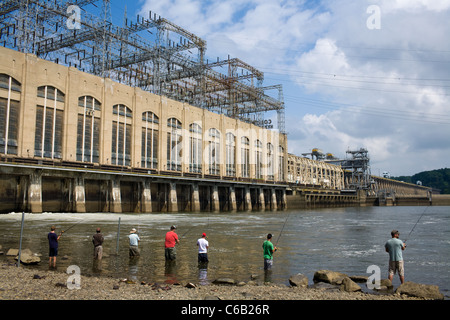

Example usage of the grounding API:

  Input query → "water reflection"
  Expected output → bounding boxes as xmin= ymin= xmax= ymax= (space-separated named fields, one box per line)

xmin=198 ymin=262 xmax=209 ymax=285
xmin=164 ymin=260 xmax=179 ymax=284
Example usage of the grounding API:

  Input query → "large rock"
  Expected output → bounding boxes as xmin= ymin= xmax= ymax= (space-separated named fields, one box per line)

xmin=6 ymin=249 xmax=19 ymax=256
xmin=289 ymin=273 xmax=309 ymax=287
xmin=341 ymin=277 xmax=362 ymax=292
xmin=313 ymin=270 xmax=348 ymax=285
xmin=396 ymin=281 xmax=444 ymax=300
xmin=15 ymin=251 xmax=41 ymax=265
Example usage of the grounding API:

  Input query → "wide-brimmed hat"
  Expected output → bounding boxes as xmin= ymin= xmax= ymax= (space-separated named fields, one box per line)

xmin=130 ymin=228 xmax=137 ymax=233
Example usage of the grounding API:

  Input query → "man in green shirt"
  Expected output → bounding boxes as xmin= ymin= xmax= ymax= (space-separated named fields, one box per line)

xmin=262 ymin=234 xmax=277 ymax=270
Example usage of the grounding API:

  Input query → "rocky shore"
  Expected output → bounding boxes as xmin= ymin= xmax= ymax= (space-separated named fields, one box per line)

xmin=0 ymin=264 xmax=442 ymax=301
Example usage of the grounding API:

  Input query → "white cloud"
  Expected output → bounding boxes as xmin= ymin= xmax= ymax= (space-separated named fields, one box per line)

xmin=137 ymin=0 xmax=450 ymax=176
xmin=380 ymin=0 xmax=450 ymax=13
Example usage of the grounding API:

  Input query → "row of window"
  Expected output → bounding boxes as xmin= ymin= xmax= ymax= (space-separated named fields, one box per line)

xmin=0 ymin=74 xmax=285 ymax=180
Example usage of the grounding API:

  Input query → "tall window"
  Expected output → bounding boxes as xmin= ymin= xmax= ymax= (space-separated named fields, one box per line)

xmin=241 ymin=136 xmax=250 ymax=178
xmin=208 ymin=128 xmax=220 ymax=175
xmin=255 ymin=140 xmax=262 ymax=179
xmin=267 ymin=143 xmax=274 ymax=180
xmin=0 ymin=74 xmax=20 ymax=155
xmin=278 ymin=146 xmax=285 ymax=181
xmin=189 ymin=123 xmax=202 ymax=173
xmin=111 ymin=104 xmax=132 ymax=166
xmin=167 ymin=117 xmax=182 ymax=171
xmin=34 ymin=86 xmax=65 ymax=159
xmin=142 ymin=111 xmax=159 ymax=169
xmin=76 ymin=96 xmax=101 ymax=163
xmin=225 ymin=132 xmax=235 ymax=177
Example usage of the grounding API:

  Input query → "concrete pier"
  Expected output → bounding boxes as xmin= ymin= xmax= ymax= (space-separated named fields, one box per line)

xmin=0 ymin=162 xmax=287 ymax=214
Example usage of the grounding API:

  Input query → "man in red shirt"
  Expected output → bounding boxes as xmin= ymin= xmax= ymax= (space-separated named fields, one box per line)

xmin=165 ymin=225 xmax=180 ymax=261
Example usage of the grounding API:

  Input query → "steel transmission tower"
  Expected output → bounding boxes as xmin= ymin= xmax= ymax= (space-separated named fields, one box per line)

xmin=0 ymin=0 xmax=286 ymax=133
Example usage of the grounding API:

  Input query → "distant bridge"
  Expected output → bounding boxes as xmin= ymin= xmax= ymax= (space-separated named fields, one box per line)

xmin=367 ymin=176 xmax=432 ymax=206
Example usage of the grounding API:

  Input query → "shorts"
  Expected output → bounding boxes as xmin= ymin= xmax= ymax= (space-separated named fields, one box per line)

xmin=49 ymin=247 xmax=58 ymax=257
xmin=389 ymin=260 xmax=404 ymax=277
xmin=165 ymin=247 xmax=176 ymax=260
xmin=264 ymin=258 xmax=273 ymax=270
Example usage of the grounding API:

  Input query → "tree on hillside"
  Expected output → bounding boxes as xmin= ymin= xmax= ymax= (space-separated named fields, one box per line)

xmin=391 ymin=168 xmax=450 ymax=194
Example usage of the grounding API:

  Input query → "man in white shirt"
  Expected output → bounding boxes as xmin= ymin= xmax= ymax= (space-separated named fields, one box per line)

xmin=197 ymin=233 xmax=209 ymax=263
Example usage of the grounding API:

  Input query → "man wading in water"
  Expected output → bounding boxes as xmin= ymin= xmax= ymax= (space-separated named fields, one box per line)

xmin=262 ymin=233 xmax=277 ymax=270
xmin=128 ymin=228 xmax=140 ymax=258
xmin=165 ymin=225 xmax=180 ymax=261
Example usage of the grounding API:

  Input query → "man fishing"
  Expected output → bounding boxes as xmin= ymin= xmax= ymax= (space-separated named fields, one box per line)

xmin=128 ymin=228 xmax=140 ymax=258
xmin=48 ymin=226 xmax=62 ymax=268
xmin=92 ymin=227 xmax=104 ymax=260
xmin=262 ymin=233 xmax=277 ymax=270
xmin=385 ymin=230 xmax=406 ymax=284
xmin=197 ymin=233 xmax=209 ymax=264
xmin=165 ymin=225 xmax=180 ymax=261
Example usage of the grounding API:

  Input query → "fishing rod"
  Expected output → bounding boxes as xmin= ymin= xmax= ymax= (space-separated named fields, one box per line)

xmin=275 ymin=211 xmax=291 ymax=248
xmin=404 ymin=206 xmax=430 ymax=243
xmin=181 ymin=225 xmax=195 ymax=238
xmin=59 ymin=219 xmax=86 ymax=235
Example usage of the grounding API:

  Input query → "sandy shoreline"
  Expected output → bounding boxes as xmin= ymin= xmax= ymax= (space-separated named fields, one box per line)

xmin=0 ymin=264 xmax=424 ymax=301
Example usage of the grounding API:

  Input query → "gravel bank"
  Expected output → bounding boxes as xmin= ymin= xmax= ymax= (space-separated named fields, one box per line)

xmin=0 ymin=264 xmax=423 ymax=301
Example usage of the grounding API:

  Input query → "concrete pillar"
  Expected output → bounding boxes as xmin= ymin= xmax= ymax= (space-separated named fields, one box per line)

xmin=192 ymin=184 xmax=201 ymax=212
xmin=245 ymin=186 xmax=252 ymax=211
xmin=168 ymin=182 xmax=178 ymax=212
xmin=259 ymin=188 xmax=265 ymax=211
xmin=74 ymin=176 xmax=86 ymax=213
xmin=229 ymin=186 xmax=237 ymax=212
xmin=111 ymin=179 xmax=122 ymax=213
xmin=28 ymin=170 xmax=42 ymax=213
xmin=141 ymin=181 xmax=152 ymax=213
xmin=212 ymin=185 xmax=220 ymax=212
xmin=271 ymin=188 xmax=277 ymax=211
xmin=19 ymin=176 xmax=28 ymax=212
xmin=281 ymin=189 xmax=287 ymax=210
xmin=358 ymin=189 xmax=367 ymax=207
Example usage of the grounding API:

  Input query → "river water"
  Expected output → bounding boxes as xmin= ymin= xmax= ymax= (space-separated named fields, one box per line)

xmin=1 ymin=206 xmax=449 ymax=298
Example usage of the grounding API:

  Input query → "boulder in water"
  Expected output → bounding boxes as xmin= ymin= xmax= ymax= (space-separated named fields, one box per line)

xmin=313 ymin=270 xmax=348 ymax=285
xmin=289 ymin=273 xmax=309 ymax=287
xmin=396 ymin=281 xmax=444 ymax=300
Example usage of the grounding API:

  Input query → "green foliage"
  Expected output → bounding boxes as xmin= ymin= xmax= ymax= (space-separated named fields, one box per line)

xmin=391 ymin=168 xmax=450 ymax=194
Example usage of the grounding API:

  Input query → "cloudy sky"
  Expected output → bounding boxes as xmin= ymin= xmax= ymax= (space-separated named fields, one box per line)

xmin=111 ymin=0 xmax=450 ymax=176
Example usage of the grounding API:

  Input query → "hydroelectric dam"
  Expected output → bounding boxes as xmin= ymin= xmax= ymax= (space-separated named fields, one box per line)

xmin=0 ymin=2 xmax=436 ymax=213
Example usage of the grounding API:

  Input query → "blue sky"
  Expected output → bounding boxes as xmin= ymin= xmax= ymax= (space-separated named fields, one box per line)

xmin=104 ymin=0 xmax=450 ymax=176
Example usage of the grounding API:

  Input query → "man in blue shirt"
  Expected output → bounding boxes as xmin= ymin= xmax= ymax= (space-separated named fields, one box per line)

xmin=128 ymin=228 xmax=140 ymax=258
xmin=385 ymin=230 xmax=406 ymax=284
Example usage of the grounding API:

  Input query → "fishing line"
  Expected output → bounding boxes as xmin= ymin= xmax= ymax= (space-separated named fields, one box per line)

xmin=404 ymin=206 xmax=430 ymax=243
xmin=60 ymin=218 xmax=86 ymax=235
xmin=275 ymin=211 xmax=291 ymax=247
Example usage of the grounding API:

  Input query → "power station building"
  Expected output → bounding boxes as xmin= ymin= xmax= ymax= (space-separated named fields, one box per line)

xmin=0 ymin=46 xmax=289 ymax=213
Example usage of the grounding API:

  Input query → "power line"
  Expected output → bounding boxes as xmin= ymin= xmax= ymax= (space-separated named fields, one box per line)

xmin=283 ymin=95 xmax=450 ymax=125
